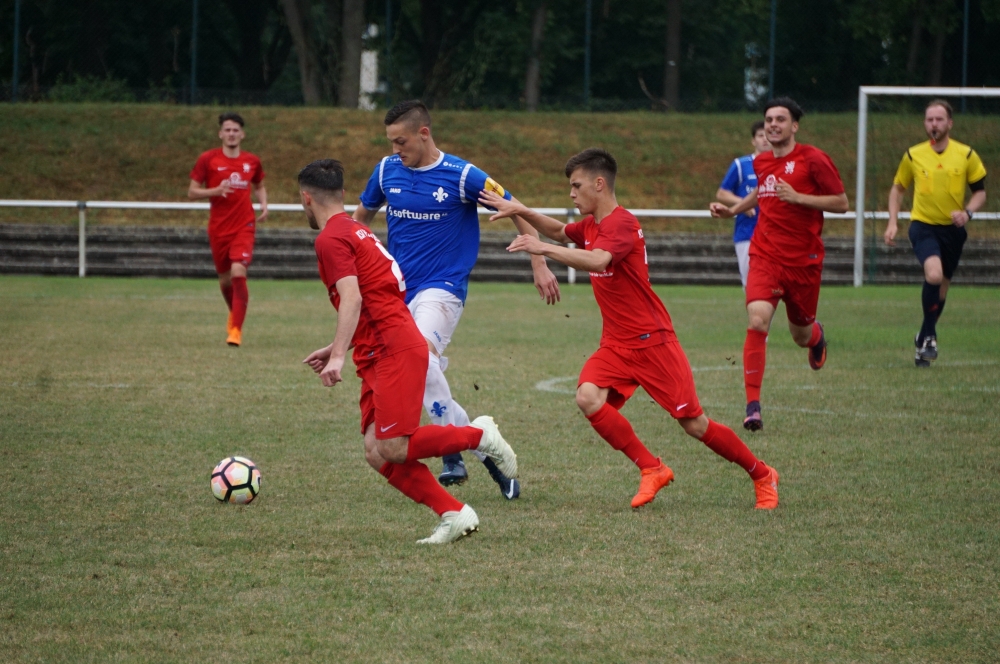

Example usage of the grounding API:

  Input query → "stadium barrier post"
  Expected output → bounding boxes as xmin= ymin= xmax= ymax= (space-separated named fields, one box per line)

xmin=854 ymin=87 xmax=868 ymax=287
xmin=566 ymin=208 xmax=576 ymax=284
xmin=77 ymin=201 xmax=87 ymax=278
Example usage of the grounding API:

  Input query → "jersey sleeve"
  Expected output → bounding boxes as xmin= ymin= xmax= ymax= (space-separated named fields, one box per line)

xmin=359 ymin=161 xmax=386 ymax=210
xmin=810 ymin=150 xmax=846 ymax=195
xmin=316 ymin=233 xmax=359 ymax=286
xmin=252 ymin=157 xmax=265 ymax=184
xmin=592 ymin=218 xmax=636 ymax=264
xmin=892 ymin=153 xmax=913 ymax=189
xmin=968 ymin=150 xmax=987 ymax=184
xmin=719 ymin=160 xmax=740 ymax=193
xmin=563 ymin=221 xmax=585 ymax=246
xmin=189 ymin=153 xmax=209 ymax=183
xmin=462 ymin=165 xmax=512 ymax=209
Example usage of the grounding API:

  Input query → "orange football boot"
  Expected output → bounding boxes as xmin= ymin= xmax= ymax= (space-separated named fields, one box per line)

xmin=227 ymin=311 xmax=235 ymax=335
xmin=226 ymin=327 xmax=242 ymax=347
xmin=753 ymin=465 xmax=779 ymax=509
xmin=631 ymin=460 xmax=674 ymax=508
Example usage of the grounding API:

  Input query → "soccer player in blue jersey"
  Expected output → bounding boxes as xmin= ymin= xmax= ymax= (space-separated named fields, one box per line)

xmin=353 ymin=100 xmax=561 ymax=498
xmin=715 ymin=121 xmax=769 ymax=287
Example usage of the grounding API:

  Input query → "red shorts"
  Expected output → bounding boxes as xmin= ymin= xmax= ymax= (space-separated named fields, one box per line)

xmin=745 ymin=254 xmax=822 ymax=327
xmin=209 ymin=222 xmax=256 ymax=274
xmin=356 ymin=344 xmax=428 ymax=440
xmin=578 ymin=342 xmax=703 ymax=419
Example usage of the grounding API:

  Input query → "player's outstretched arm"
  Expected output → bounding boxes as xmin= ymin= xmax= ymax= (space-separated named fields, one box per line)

xmin=710 ymin=188 xmax=757 ymax=218
xmin=507 ymin=235 xmax=612 ymax=273
xmin=314 ymin=276 xmax=362 ymax=387
xmin=254 ymin=183 xmax=268 ymax=223
xmin=188 ymin=179 xmax=231 ymax=200
xmin=480 ymin=190 xmax=570 ymax=244
xmin=353 ymin=205 xmax=379 ymax=227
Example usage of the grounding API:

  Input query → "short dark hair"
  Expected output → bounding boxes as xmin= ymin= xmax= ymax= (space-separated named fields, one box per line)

xmin=751 ymin=120 xmax=765 ymax=136
xmin=564 ymin=148 xmax=617 ymax=189
xmin=298 ymin=159 xmax=345 ymax=198
xmin=926 ymin=99 xmax=953 ymax=119
xmin=384 ymin=100 xmax=432 ymax=129
xmin=764 ymin=97 xmax=803 ymax=122
xmin=218 ymin=112 xmax=245 ymax=127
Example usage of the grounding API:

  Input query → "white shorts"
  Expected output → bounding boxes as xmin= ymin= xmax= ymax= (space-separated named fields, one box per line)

xmin=407 ymin=288 xmax=464 ymax=358
xmin=735 ymin=240 xmax=751 ymax=288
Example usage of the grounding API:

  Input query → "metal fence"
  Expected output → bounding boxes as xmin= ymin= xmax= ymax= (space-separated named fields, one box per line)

xmin=1 ymin=199 xmax=997 ymax=283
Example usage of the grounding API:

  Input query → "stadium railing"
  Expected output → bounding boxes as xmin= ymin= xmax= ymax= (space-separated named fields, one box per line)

xmin=1 ymin=199 xmax=996 ymax=283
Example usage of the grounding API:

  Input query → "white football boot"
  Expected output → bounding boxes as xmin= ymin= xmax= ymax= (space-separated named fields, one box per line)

xmin=417 ymin=504 xmax=480 ymax=544
xmin=470 ymin=416 xmax=518 ymax=478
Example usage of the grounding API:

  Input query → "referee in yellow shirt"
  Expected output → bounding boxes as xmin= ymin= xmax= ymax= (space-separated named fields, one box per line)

xmin=884 ymin=99 xmax=987 ymax=367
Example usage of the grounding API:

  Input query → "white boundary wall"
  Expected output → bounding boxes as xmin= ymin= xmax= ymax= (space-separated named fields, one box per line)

xmin=855 ymin=86 xmax=1000 ymax=287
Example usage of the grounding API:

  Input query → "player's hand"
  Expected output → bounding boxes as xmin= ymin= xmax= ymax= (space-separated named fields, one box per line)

xmin=256 ymin=206 xmax=268 ymax=223
xmin=507 ymin=234 xmax=547 ymax=256
xmin=216 ymin=180 xmax=233 ymax=197
xmin=775 ymin=178 xmax=801 ymax=204
xmin=480 ymin=191 xmax=522 ymax=220
xmin=951 ymin=209 xmax=970 ymax=227
xmin=303 ymin=346 xmax=333 ymax=374
xmin=883 ymin=222 xmax=897 ymax=246
xmin=709 ymin=202 xmax=734 ymax=218
xmin=319 ymin=356 xmax=345 ymax=387
xmin=531 ymin=260 xmax=561 ymax=305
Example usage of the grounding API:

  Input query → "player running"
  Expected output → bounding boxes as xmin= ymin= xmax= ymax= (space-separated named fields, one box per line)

xmin=883 ymin=99 xmax=987 ymax=367
xmin=715 ymin=120 xmax=770 ymax=287
xmin=299 ymin=159 xmax=518 ymax=544
xmin=710 ymin=97 xmax=848 ymax=431
xmin=188 ymin=112 xmax=267 ymax=347
xmin=482 ymin=148 xmax=778 ymax=510
xmin=353 ymin=100 xmax=560 ymax=498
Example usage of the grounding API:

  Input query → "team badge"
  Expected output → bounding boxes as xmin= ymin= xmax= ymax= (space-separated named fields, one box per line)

xmin=484 ymin=177 xmax=506 ymax=197
xmin=243 ymin=163 xmax=251 ymax=173
xmin=432 ymin=187 xmax=448 ymax=203
xmin=785 ymin=161 xmax=795 ymax=174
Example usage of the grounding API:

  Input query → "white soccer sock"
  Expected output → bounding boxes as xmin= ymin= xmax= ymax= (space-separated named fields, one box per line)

xmin=424 ymin=353 xmax=483 ymax=461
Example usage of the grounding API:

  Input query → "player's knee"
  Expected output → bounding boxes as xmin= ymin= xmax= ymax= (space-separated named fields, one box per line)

xmin=678 ymin=415 xmax=708 ymax=439
xmin=376 ymin=437 xmax=408 ymax=464
xmin=748 ymin=316 xmax=769 ymax=332
xmin=925 ymin=269 xmax=944 ymax=285
xmin=575 ymin=385 xmax=604 ymax=415
xmin=363 ymin=432 xmax=384 ymax=469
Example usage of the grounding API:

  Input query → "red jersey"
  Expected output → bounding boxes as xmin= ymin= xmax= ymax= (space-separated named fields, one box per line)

xmin=315 ymin=213 xmax=425 ymax=362
xmin=564 ymin=207 xmax=676 ymax=349
xmin=189 ymin=148 xmax=264 ymax=237
xmin=751 ymin=143 xmax=844 ymax=266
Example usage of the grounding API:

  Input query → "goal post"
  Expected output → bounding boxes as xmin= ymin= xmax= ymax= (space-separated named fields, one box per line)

xmin=854 ymin=85 xmax=1000 ymax=287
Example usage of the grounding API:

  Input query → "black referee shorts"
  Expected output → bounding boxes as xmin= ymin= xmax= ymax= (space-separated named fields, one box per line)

xmin=908 ymin=220 xmax=968 ymax=280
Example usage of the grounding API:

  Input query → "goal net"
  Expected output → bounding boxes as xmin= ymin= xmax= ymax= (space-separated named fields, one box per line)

xmin=854 ymin=86 xmax=1000 ymax=286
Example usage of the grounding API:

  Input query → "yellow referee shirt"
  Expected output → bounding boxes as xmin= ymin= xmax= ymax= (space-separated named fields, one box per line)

xmin=893 ymin=139 xmax=987 ymax=225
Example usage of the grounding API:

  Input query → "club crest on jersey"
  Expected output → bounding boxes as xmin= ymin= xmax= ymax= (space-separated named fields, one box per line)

xmin=432 ymin=187 xmax=448 ymax=203
xmin=785 ymin=161 xmax=795 ymax=174
xmin=243 ymin=163 xmax=251 ymax=173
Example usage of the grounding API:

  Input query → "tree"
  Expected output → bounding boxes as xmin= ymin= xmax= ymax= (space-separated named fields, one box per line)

xmin=280 ymin=0 xmax=326 ymax=104
xmin=338 ymin=0 xmax=365 ymax=107
xmin=662 ymin=0 xmax=680 ymax=108
xmin=524 ymin=1 xmax=548 ymax=111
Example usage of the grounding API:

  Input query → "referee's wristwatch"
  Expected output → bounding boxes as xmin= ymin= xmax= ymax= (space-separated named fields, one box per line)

xmin=965 ymin=208 xmax=974 ymax=221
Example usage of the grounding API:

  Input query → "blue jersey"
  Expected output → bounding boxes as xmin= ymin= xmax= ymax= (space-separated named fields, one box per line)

xmin=719 ymin=154 xmax=759 ymax=243
xmin=359 ymin=152 xmax=511 ymax=304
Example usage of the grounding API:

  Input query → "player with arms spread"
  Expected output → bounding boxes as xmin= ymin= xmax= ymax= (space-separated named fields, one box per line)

xmin=188 ymin=112 xmax=267 ymax=347
xmin=710 ymin=97 xmax=848 ymax=431
xmin=884 ymin=99 xmax=987 ymax=367
xmin=482 ymin=148 xmax=779 ymax=510
xmin=353 ymin=100 xmax=560 ymax=497
xmin=715 ymin=120 xmax=770 ymax=287
xmin=299 ymin=159 xmax=518 ymax=544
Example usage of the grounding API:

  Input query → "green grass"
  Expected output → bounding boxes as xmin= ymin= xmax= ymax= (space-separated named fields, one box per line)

xmin=1 ymin=276 xmax=999 ymax=662
xmin=1 ymin=104 xmax=997 ymax=236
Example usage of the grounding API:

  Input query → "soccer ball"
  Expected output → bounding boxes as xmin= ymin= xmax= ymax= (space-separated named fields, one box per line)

xmin=211 ymin=456 xmax=261 ymax=504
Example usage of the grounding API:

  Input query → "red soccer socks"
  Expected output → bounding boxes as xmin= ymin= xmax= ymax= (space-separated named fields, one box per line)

xmin=405 ymin=425 xmax=483 ymax=462
xmin=231 ymin=276 xmax=249 ymax=331
xmin=220 ymin=283 xmax=234 ymax=310
xmin=380 ymin=460 xmax=464 ymax=516
xmin=699 ymin=419 xmax=770 ymax=481
xmin=743 ymin=328 xmax=768 ymax=403
xmin=586 ymin=403 xmax=659 ymax=470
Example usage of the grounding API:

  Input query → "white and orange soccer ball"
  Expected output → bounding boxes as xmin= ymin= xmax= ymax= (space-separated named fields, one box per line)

xmin=211 ymin=456 xmax=261 ymax=504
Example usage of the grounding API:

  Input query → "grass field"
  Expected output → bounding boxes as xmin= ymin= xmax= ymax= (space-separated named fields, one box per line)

xmin=1 ymin=276 xmax=999 ymax=662
xmin=1 ymin=104 xmax=998 ymax=237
